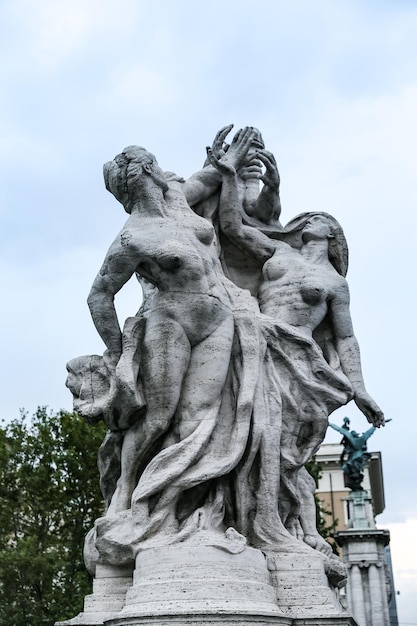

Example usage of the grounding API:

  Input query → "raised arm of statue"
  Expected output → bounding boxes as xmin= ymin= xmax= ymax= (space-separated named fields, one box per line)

xmin=183 ymin=124 xmax=235 ymax=206
xmin=255 ymin=149 xmax=282 ymax=225
xmin=182 ymin=164 xmax=222 ymax=207
xmin=184 ymin=126 xmax=269 ymax=209
xmin=362 ymin=425 xmax=377 ymax=442
xmin=202 ymin=124 xmax=234 ymax=166
xmin=207 ymin=130 xmax=277 ymax=263
xmin=329 ymin=422 xmax=348 ymax=437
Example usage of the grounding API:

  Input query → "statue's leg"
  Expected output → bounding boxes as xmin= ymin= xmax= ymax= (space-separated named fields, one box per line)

xmin=116 ymin=314 xmax=235 ymax=540
xmin=298 ymin=467 xmax=333 ymax=556
xmin=106 ymin=318 xmax=191 ymax=515
xmin=177 ymin=314 xmax=234 ymax=441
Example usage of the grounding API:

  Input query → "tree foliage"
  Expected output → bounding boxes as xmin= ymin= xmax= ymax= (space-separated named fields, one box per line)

xmin=0 ymin=409 xmax=341 ymax=625
xmin=0 ymin=408 xmax=106 ymax=626
xmin=305 ymin=456 xmax=339 ymax=554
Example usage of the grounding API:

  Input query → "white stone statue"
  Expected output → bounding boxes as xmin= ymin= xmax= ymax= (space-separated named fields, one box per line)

xmin=206 ymin=134 xmax=384 ymax=552
xmin=67 ymin=135 xmax=270 ymax=565
xmin=64 ymin=126 xmax=385 ymax=625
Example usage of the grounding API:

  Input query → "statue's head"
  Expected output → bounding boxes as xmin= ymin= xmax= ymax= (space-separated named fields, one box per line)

xmin=282 ymin=212 xmax=348 ymax=277
xmin=103 ymin=146 xmax=168 ymax=212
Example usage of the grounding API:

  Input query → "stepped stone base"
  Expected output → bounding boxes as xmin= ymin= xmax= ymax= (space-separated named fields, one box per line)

xmin=267 ymin=552 xmax=354 ymax=623
xmin=56 ymin=542 xmax=358 ymax=626
xmin=106 ymin=542 xmax=290 ymax=626
xmin=107 ymin=615 xmax=291 ymax=625
xmin=55 ymin=564 xmax=133 ymax=625
xmin=292 ymin=620 xmax=357 ymax=625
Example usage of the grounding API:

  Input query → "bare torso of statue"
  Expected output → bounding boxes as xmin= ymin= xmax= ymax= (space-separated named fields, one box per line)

xmin=259 ymin=241 xmax=347 ymax=337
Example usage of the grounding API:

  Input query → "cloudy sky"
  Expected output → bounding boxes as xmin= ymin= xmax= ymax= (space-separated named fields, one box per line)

xmin=1 ymin=0 xmax=416 ymax=622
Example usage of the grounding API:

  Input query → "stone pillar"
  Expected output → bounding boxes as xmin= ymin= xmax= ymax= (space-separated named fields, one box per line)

xmin=349 ymin=564 xmax=366 ymax=626
xmin=368 ymin=563 xmax=385 ymax=626
xmin=336 ymin=528 xmax=391 ymax=626
xmin=346 ymin=490 xmax=375 ymax=530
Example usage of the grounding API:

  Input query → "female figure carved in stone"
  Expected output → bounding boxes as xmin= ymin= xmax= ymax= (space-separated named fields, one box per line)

xmin=207 ymin=143 xmax=384 ymax=554
xmin=92 ymin=146 xmax=235 ymax=515
xmin=68 ymin=135 xmax=267 ymax=563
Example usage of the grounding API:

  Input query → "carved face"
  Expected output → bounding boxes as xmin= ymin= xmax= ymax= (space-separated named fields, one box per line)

xmin=302 ymin=215 xmax=333 ymax=241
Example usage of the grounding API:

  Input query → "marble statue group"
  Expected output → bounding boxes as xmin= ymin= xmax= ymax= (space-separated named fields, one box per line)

xmin=66 ymin=126 xmax=384 ymax=616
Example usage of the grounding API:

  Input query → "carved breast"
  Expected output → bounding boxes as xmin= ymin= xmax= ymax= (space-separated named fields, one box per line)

xmin=262 ymin=252 xmax=287 ymax=281
xmin=195 ymin=221 xmax=215 ymax=246
xmin=300 ymin=284 xmax=327 ymax=305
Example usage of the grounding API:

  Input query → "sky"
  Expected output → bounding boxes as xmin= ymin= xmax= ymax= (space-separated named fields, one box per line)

xmin=1 ymin=0 xmax=416 ymax=622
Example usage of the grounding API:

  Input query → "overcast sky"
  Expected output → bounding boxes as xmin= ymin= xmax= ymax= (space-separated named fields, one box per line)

xmin=1 ymin=0 xmax=416 ymax=622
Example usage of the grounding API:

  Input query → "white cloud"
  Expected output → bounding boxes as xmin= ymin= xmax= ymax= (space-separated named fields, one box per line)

xmin=2 ymin=0 xmax=132 ymax=73
xmin=0 ymin=244 xmax=142 ymax=419
xmin=385 ymin=519 xmax=417 ymax=624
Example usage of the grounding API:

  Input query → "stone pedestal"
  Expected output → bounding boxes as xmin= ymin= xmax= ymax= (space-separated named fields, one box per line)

xmin=56 ymin=542 xmax=359 ymax=626
xmin=345 ymin=490 xmax=375 ymax=530
xmin=56 ymin=564 xmax=133 ymax=626
xmin=266 ymin=552 xmax=356 ymax=625
xmin=104 ymin=542 xmax=291 ymax=626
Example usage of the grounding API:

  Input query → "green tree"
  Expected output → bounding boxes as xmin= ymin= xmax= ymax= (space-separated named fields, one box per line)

xmin=0 ymin=408 xmax=106 ymax=626
xmin=305 ymin=457 xmax=339 ymax=554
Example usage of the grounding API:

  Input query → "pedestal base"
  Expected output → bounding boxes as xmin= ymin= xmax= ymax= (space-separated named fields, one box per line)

xmin=107 ymin=614 xmax=291 ymax=626
xmin=267 ymin=552 xmax=352 ymax=623
xmin=55 ymin=564 xmax=133 ymax=626
xmin=105 ymin=542 xmax=290 ymax=626
xmin=56 ymin=541 xmax=358 ymax=626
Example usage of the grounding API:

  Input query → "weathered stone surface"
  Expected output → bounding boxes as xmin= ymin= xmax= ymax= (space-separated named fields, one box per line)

xmin=267 ymin=552 xmax=347 ymax=620
xmin=111 ymin=542 xmax=288 ymax=621
xmin=56 ymin=565 xmax=133 ymax=625
xmin=61 ymin=125 xmax=384 ymax=624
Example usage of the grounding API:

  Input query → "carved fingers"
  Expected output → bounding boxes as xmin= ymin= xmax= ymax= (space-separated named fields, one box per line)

xmin=354 ymin=391 xmax=385 ymax=427
xmin=211 ymin=124 xmax=234 ymax=158
xmin=205 ymin=147 xmax=236 ymax=175
xmin=224 ymin=126 xmax=258 ymax=170
xmin=257 ymin=149 xmax=280 ymax=189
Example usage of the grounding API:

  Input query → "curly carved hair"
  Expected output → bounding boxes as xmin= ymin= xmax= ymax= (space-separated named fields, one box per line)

xmin=103 ymin=146 xmax=157 ymax=211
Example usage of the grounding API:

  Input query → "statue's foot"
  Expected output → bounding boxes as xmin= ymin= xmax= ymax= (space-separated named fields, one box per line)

xmin=251 ymin=517 xmax=319 ymax=556
xmin=303 ymin=532 xmax=333 ymax=557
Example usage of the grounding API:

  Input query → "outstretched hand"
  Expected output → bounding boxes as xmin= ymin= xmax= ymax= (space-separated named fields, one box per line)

xmin=223 ymin=126 xmax=258 ymax=170
xmin=203 ymin=124 xmax=234 ymax=167
xmin=211 ymin=124 xmax=233 ymax=158
xmin=354 ymin=391 xmax=385 ymax=427
xmin=257 ymin=149 xmax=280 ymax=189
xmin=206 ymin=147 xmax=236 ymax=175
